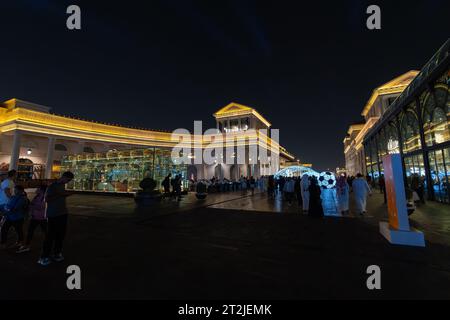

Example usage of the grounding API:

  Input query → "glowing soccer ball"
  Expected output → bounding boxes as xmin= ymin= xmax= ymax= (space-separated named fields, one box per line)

xmin=318 ymin=171 xmax=336 ymax=189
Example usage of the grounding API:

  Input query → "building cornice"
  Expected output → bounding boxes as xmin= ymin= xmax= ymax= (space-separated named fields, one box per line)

xmin=0 ymin=106 xmax=294 ymax=160
xmin=361 ymin=71 xmax=419 ymax=117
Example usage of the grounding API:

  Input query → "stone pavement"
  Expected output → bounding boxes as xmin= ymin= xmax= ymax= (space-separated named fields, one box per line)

xmin=63 ymin=190 xmax=263 ymax=220
xmin=211 ymin=190 xmax=450 ymax=245
xmin=0 ymin=190 xmax=449 ymax=300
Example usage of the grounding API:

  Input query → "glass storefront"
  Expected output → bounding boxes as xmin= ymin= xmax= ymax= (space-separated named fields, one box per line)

xmin=401 ymin=105 xmax=422 ymax=154
xmin=61 ymin=147 xmax=188 ymax=193
xmin=428 ymin=148 xmax=450 ymax=203
xmin=404 ymin=153 xmax=427 ymax=197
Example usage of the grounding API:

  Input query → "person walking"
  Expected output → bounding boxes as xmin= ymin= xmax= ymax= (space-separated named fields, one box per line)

xmin=174 ymin=174 xmax=182 ymax=201
xmin=240 ymin=176 xmax=247 ymax=195
xmin=308 ymin=177 xmax=324 ymax=217
xmin=378 ymin=174 xmax=387 ymax=204
xmin=267 ymin=176 xmax=275 ymax=198
xmin=279 ymin=176 xmax=286 ymax=197
xmin=294 ymin=177 xmax=303 ymax=209
xmin=283 ymin=178 xmax=295 ymax=206
xmin=300 ymin=174 xmax=310 ymax=213
xmin=336 ymin=175 xmax=350 ymax=215
xmin=162 ymin=173 xmax=172 ymax=200
xmin=1 ymin=185 xmax=28 ymax=250
xmin=352 ymin=173 xmax=372 ymax=215
xmin=16 ymin=185 xmax=48 ymax=253
xmin=249 ymin=176 xmax=256 ymax=196
xmin=38 ymin=171 xmax=74 ymax=266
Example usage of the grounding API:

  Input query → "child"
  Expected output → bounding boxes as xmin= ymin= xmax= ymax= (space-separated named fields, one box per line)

xmin=0 ymin=185 xmax=28 ymax=250
xmin=17 ymin=185 xmax=48 ymax=254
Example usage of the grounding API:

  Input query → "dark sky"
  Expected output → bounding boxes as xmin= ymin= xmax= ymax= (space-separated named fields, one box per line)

xmin=1 ymin=0 xmax=449 ymax=171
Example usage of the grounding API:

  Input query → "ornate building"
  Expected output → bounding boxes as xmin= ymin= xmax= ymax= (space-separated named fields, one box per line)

xmin=344 ymin=71 xmax=419 ymax=176
xmin=344 ymin=39 xmax=450 ymax=204
xmin=364 ymin=39 xmax=450 ymax=203
xmin=0 ymin=100 xmax=295 ymax=192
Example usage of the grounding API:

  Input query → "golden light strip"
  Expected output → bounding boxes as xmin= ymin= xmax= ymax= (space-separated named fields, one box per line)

xmin=1 ymin=108 xmax=292 ymax=158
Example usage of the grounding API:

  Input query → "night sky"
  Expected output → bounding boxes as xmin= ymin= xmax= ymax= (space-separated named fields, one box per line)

xmin=1 ymin=0 xmax=449 ymax=171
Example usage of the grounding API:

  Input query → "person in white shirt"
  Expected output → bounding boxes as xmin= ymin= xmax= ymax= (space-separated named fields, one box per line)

xmin=300 ymin=174 xmax=310 ymax=213
xmin=0 ymin=170 xmax=17 ymax=211
xmin=352 ymin=173 xmax=372 ymax=215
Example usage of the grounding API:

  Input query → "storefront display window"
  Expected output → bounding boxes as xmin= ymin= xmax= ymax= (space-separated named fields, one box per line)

xmin=61 ymin=147 xmax=187 ymax=193
xmin=422 ymin=85 xmax=449 ymax=146
xmin=386 ymin=122 xmax=400 ymax=154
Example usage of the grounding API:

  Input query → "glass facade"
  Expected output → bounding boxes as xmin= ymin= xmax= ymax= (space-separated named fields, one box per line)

xmin=364 ymin=56 xmax=450 ymax=203
xmin=428 ymin=148 xmax=450 ymax=203
xmin=60 ymin=147 xmax=188 ymax=193
xmin=401 ymin=104 xmax=422 ymax=154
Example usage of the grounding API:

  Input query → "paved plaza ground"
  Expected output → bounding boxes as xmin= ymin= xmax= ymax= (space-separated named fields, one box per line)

xmin=0 ymin=190 xmax=449 ymax=300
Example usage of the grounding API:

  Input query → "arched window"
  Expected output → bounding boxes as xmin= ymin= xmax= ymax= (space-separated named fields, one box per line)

xmin=386 ymin=122 xmax=400 ymax=154
xmin=400 ymin=106 xmax=422 ymax=154
xmin=55 ymin=144 xmax=68 ymax=151
xmin=83 ymin=146 xmax=95 ymax=153
xmin=422 ymin=88 xmax=448 ymax=146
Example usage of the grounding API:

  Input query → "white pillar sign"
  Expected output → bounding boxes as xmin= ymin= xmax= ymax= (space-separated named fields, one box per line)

xmin=380 ymin=154 xmax=425 ymax=247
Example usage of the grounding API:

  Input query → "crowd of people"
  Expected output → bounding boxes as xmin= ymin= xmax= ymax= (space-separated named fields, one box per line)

xmin=268 ymin=173 xmax=372 ymax=216
xmin=188 ymin=173 xmax=374 ymax=216
xmin=0 ymin=170 xmax=75 ymax=266
xmin=189 ymin=176 xmax=258 ymax=196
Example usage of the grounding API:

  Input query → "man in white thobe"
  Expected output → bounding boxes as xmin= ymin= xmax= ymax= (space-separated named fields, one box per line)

xmin=352 ymin=174 xmax=372 ymax=215
xmin=300 ymin=174 xmax=310 ymax=212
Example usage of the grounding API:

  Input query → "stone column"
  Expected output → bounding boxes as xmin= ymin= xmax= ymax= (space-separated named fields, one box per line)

xmin=9 ymin=130 xmax=21 ymax=170
xmin=45 ymin=137 xmax=56 ymax=179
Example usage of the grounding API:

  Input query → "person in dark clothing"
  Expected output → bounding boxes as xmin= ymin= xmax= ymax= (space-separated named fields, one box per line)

xmin=279 ymin=176 xmax=286 ymax=197
xmin=267 ymin=176 xmax=275 ymax=198
xmin=38 ymin=171 xmax=74 ymax=266
xmin=0 ymin=185 xmax=28 ymax=250
xmin=173 ymin=174 xmax=182 ymax=201
xmin=294 ymin=177 xmax=303 ymax=208
xmin=17 ymin=185 xmax=48 ymax=253
xmin=308 ymin=177 xmax=324 ymax=217
xmin=378 ymin=175 xmax=387 ymax=204
xmin=162 ymin=173 xmax=172 ymax=199
xmin=249 ymin=176 xmax=256 ymax=196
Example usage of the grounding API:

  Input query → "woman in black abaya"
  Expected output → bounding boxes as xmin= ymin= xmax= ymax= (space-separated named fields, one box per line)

xmin=308 ymin=176 xmax=324 ymax=217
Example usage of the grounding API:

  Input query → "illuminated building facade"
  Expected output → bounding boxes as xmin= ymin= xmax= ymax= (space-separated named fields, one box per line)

xmin=344 ymin=71 xmax=419 ymax=177
xmin=0 ymin=100 xmax=295 ymax=192
xmin=363 ymin=39 xmax=450 ymax=203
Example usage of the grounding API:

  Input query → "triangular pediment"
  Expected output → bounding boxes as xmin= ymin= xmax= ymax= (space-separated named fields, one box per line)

xmin=214 ymin=103 xmax=254 ymax=117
